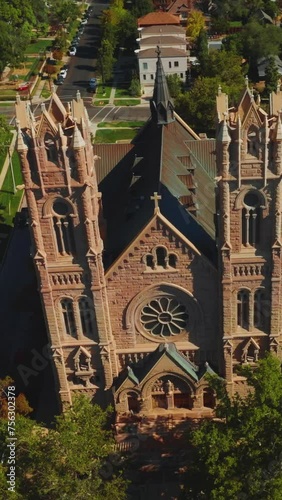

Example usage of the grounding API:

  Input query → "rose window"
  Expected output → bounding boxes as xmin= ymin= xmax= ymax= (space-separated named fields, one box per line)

xmin=140 ymin=297 xmax=188 ymax=337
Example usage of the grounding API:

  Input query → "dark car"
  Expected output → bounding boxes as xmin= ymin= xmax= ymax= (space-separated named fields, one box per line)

xmin=88 ymin=78 xmax=97 ymax=93
xmin=54 ymin=76 xmax=64 ymax=85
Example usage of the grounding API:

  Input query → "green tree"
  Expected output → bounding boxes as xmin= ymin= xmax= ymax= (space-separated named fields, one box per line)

xmin=98 ymin=39 xmax=115 ymax=83
xmin=129 ymin=0 xmax=154 ymax=18
xmin=195 ymin=29 xmax=209 ymax=73
xmin=0 ymin=395 xmax=128 ymax=499
xmin=175 ymin=77 xmax=225 ymax=133
xmin=166 ymin=74 xmax=183 ymax=98
xmin=264 ymin=56 xmax=280 ymax=95
xmin=48 ymin=0 xmax=80 ymax=28
xmin=204 ymin=50 xmax=245 ymax=93
xmin=183 ymin=354 xmax=282 ymax=500
xmin=0 ymin=22 xmax=30 ymax=76
xmin=129 ymin=76 xmax=141 ymax=96
xmin=187 ymin=10 xmax=206 ymax=41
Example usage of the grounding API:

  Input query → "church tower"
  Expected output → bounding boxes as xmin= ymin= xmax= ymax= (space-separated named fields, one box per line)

xmin=15 ymin=91 xmax=117 ymax=408
xmin=216 ymin=82 xmax=282 ymax=395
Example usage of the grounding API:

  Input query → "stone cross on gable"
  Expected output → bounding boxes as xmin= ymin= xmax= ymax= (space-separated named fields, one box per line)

xmin=156 ymin=45 xmax=161 ymax=57
xmin=150 ymin=192 xmax=161 ymax=212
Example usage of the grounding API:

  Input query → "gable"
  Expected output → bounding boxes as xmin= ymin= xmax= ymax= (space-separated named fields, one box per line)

xmin=105 ymin=210 xmax=216 ymax=281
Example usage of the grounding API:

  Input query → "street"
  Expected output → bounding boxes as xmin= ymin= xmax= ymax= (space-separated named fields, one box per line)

xmin=3 ymin=0 xmax=150 ymax=125
xmin=56 ymin=1 xmax=105 ymax=103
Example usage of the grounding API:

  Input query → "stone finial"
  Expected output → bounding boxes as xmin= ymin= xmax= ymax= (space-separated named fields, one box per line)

xmin=256 ymin=93 xmax=261 ymax=106
xmin=277 ymin=82 xmax=281 ymax=93
xmin=218 ymin=112 xmax=230 ymax=143
xmin=16 ymin=93 xmax=21 ymax=104
xmin=76 ymin=90 xmax=81 ymax=102
xmin=218 ymin=85 xmax=222 ymax=96
xmin=245 ymin=75 xmax=249 ymax=88
xmin=41 ymin=102 xmax=46 ymax=112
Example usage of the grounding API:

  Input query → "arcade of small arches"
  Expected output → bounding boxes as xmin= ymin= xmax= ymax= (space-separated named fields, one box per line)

xmin=143 ymin=246 xmax=178 ymax=270
xmin=235 ymin=189 xmax=267 ymax=248
xmin=116 ymin=375 xmax=216 ymax=415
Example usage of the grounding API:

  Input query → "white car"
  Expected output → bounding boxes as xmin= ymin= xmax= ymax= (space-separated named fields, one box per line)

xmin=59 ymin=69 xmax=68 ymax=78
xmin=80 ymin=19 xmax=88 ymax=25
xmin=68 ymin=47 xmax=77 ymax=56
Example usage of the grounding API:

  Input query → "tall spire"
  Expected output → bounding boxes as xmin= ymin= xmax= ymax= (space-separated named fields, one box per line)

xmin=150 ymin=46 xmax=174 ymax=125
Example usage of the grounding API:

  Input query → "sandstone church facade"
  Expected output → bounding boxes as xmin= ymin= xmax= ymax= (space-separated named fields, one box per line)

xmin=15 ymin=55 xmax=282 ymax=428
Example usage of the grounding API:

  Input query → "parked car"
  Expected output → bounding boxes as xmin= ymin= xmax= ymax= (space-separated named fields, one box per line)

xmin=80 ymin=18 xmax=88 ymax=25
xmin=88 ymin=77 xmax=97 ymax=92
xmin=54 ymin=76 xmax=64 ymax=85
xmin=17 ymin=82 xmax=30 ymax=91
xmin=68 ymin=46 xmax=77 ymax=56
xmin=59 ymin=69 xmax=68 ymax=79
xmin=71 ymin=40 xmax=79 ymax=47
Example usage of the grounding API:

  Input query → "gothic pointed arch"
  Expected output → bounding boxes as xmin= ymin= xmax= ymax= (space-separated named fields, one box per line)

xmin=44 ymin=132 xmax=58 ymax=163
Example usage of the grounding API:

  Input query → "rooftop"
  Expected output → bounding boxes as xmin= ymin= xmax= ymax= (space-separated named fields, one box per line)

xmin=138 ymin=11 xmax=181 ymax=26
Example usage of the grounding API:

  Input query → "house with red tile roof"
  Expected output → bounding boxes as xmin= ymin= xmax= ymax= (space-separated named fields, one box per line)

xmin=138 ymin=11 xmax=180 ymax=27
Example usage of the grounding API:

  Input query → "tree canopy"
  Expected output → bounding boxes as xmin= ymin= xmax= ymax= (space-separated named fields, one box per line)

xmin=0 ymin=395 xmax=128 ymax=500
xmin=187 ymin=10 xmax=206 ymax=40
xmin=183 ymin=354 xmax=282 ymax=500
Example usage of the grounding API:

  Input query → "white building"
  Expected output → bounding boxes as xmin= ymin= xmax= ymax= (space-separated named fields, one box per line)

xmin=136 ymin=25 xmax=188 ymax=96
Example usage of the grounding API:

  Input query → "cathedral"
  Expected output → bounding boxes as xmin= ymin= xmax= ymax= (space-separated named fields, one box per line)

xmin=15 ymin=53 xmax=282 ymax=431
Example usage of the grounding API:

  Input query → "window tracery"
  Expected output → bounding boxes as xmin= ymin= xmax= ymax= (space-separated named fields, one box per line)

xmin=52 ymin=199 xmax=75 ymax=256
xmin=140 ymin=297 xmax=188 ymax=337
xmin=242 ymin=192 xmax=261 ymax=247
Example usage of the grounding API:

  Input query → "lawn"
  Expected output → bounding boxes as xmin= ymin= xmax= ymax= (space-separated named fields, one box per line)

xmin=95 ymin=85 xmax=112 ymax=99
xmin=97 ymin=121 xmax=145 ymax=128
xmin=93 ymin=99 xmax=109 ymax=106
xmin=114 ymin=86 xmax=132 ymax=98
xmin=41 ymin=82 xmax=52 ymax=99
xmin=0 ymin=132 xmax=13 ymax=175
xmin=25 ymin=39 xmax=53 ymax=55
xmin=0 ymin=152 xmax=24 ymax=226
xmin=94 ymin=129 xmax=137 ymax=143
xmin=114 ymin=99 xmax=141 ymax=106
xmin=0 ymin=90 xmax=16 ymax=99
